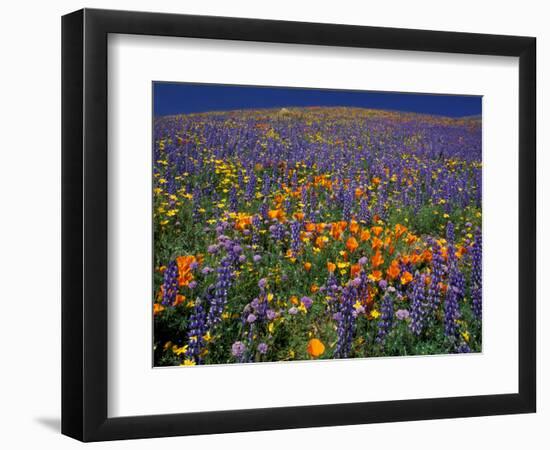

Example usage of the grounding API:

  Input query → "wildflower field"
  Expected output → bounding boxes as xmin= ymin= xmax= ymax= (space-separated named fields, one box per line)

xmin=153 ymin=105 xmax=482 ymax=366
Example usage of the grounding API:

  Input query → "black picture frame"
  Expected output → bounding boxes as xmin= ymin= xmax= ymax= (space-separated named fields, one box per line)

xmin=62 ymin=8 xmax=536 ymax=442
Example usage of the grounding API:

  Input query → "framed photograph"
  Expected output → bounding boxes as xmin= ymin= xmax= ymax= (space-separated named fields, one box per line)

xmin=62 ymin=8 xmax=536 ymax=441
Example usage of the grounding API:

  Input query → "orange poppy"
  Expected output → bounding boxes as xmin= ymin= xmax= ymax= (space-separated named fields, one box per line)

xmin=350 ymin=263 xmax=362 ymax=278
xmin=305 ymin=222 xmax=316 ymax=232
xmin=173 ymin=294 xmax=186 ymax=307
xmin=394 ymin=223 xmax=407 ymax=239
xmin=307 ymin=338 xmax=326 ymax=358
xmin=304 ymin=262 xmax=312 ymax=272
xmin=360 ymin=229 xmax=371 ymax=242
xmin=153 ymin=303 xmax=165 ymax=316
xmin=422 ymin=249 xmax=433 ymax=263
xmin=327 ymin=262 xmax=336 ymax=273
xmin=235 ymin=214 xmax=252 ymax=231
xmin=410 ymin=253 xmax=422 ymax=264
xmin=349 ymin=220 xmax=360 ymax=234
xmin=176 ymin=255 xmax=197 ymax=287
xmin=387 ymin=260 xmax=401 ymax=280
xmin=274 ymin=194 xmax=284 ymax=206
xmin=371 ymin=250 xmax=384 ymax=268
xmin=368 ymin=270 xmax=383 ymax=282
xmin=400 ymin=271 xmax=413 ymax=285
xmin=372 ymin=226 xmax=384 ymax=237
xmin=315 ymin=235 xmax=327 ymax=249
xmin=346 ymin=237 xmax=359 ymax=253
xmin=371 ymin=237 xmax=383 ymax=250
xmin=268 ymin=209 xmax=286 ymax=222
xmin=330 ymin=224 xmax=343 ymax=241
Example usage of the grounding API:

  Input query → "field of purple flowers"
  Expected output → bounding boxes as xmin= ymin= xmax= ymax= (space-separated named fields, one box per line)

xmin=153 ymin=107 xmax=482 ymax=366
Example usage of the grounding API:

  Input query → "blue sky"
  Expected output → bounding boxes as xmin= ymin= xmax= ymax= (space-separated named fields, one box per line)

xmin=153 ymin=82 xmax=482 ymax=118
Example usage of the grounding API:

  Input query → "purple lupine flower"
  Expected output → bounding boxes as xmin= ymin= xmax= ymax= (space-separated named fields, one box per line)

xmin=185 ymin=298 xmax=208 ymax=364
xmin=258 ymin=278 xmax=267 ymax=289
xmin=358 ymin=256 xmax=368 ymax=266
xmin=358 ymin=196 xmax=371 ymax=224
xmin=251 ymin=214 xmax=261 ymax=245
xmin=246 ymin=313 xmax=257 ymax=323
xmin=429 ymin=240 xmax=445 ymax=307
xmin=444 ymin=252 xmax=461 ymax=342
xmin=376 ymin=293 xmax=394 ymax=346
xmin=161 ymin=260 xmax=178 ymax=306
xmin=188 ymin=280 xmax=197 ymax=290
xmin=269 ymin=222 xmax=285 ymax=241
xmin=374 ymin=188 xmax=387 ymax=221
xmin=300 ymin=185 xmax=308 ymax=207
xmin=253 ymin=254 xmax=262 ymax=263
xmin=342 ymin=187 xmax=354 ymax=222
xmin=245 ymin=170 xmax=256 ymax=201
xmin=261 ymin=174 xmax=271 ymax=196
xmin=290 ymin=220 xmax=302 ymax=254
xmin=471 ymin=227 xmax=482 ymax=320
xmin=409 ymin=273 xmax=427 ymax=336
xmin=334 ymin=285 xmax=357 ymax=358
xmin=324 ymin=271 xmax=340 ymax=315
xmin=207 ymin=244 xmax=219 ymax=254
xmin=207 ymin=258 xmax=233 ymax=327
xmin=288 ymin=306 xmax=298 ymax=315
xmin=446 ymin=221 xmax=455 ymax=244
